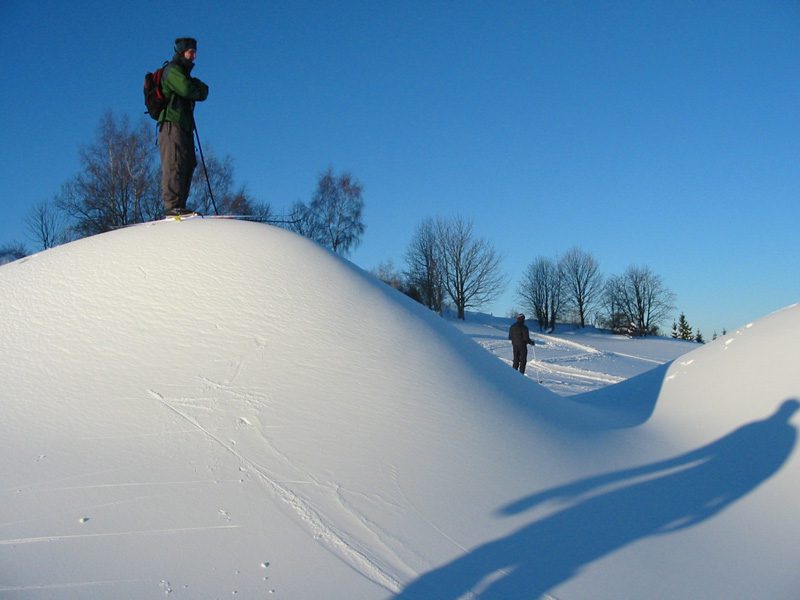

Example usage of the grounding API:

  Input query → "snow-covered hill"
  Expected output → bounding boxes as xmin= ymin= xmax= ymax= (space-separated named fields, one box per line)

xmin=1 ymin=219 xmax=798 ymax=599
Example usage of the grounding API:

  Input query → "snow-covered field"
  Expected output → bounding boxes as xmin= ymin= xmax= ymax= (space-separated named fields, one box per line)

xmin=1 ymin=219 xmax=798 ymax=599
xmin=452 ymin=314 xmax=693 ymax=396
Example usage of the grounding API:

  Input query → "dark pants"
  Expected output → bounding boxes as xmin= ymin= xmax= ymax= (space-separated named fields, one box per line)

xmin=512 ymin=344 xmax=528 ymax=374
xmin=159 ymin=122 xmax=197 ymax=213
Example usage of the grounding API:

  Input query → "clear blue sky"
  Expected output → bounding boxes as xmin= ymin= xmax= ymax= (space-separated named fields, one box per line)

xmin=2 ymin=0 xmax=798 ymax=337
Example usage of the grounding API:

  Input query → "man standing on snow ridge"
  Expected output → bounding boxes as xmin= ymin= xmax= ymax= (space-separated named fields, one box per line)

xmin=158 ymin=37 xmax=209 ymax=217
xmin=508 ymin=313 xmax=535 ymax=374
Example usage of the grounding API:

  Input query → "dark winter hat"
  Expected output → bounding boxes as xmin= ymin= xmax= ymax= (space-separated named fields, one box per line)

xmin=174 ymin=37 xmax=198 ymax=54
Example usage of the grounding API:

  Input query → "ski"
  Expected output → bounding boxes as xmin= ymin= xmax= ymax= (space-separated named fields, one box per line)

xmin=197 ymin=215 xmax=299 ymax=224
xmin=201 ymin=214 xmax=260 ymax=220
xmin=165 ymin=213 xmax=264 ymax=222
xmin=164 ymin=211 xmax=203 ymax=222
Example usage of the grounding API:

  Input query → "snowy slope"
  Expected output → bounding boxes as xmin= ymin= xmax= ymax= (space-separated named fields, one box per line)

xmin=1 ymin=219 xmax=798 ymax=599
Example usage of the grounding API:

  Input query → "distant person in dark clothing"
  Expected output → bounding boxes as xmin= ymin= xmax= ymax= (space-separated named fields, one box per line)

xmin=508 ymin=313 xmax=535 ymax=374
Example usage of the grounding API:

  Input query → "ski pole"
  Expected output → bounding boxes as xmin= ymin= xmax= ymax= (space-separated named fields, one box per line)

xmin=531 ymin=341 xmax=542 ymax=384
xmin=193 ymin=119 xmax=219 ymax=215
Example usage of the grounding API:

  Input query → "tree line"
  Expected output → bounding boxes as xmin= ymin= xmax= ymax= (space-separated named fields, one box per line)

xmin=378 ymin=224 xmax=682 ymax=337
xmin=3 ymin=112 xmax=702 ymax=338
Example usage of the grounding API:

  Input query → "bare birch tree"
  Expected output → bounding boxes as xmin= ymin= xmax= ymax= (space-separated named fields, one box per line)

xmin=57 ymin=112 xmax=161 ymax=236
xmin=290 ymin=169 xmax=365 ymax=256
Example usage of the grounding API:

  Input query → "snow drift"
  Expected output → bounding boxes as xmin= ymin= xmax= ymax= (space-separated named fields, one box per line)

xmin=1 ymin=219 xmax=798 ymax=599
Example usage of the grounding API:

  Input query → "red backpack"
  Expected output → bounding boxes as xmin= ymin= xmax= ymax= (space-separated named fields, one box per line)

xmin=143 ymin=62 xmax=170 ymax=120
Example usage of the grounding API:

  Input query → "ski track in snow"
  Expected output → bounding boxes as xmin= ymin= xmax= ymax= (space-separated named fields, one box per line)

xmin=147 ymin=388 xmax=404 ymax=594
xmin=470 ymin=325 xmax=682 ymax=395
xmin=477 ymin=333 xmax=623 ymax=392
xmin=192 ymin=375 xmax=427 ymax=582
xmin=0 ymin=580 xmax=144 ymax=593
xmin=0 ymin=525 xmax=240 ymax=546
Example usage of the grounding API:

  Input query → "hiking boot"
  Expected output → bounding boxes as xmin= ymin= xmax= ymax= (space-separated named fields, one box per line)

xmin=165 ymin=207 xmax=196 ymax=217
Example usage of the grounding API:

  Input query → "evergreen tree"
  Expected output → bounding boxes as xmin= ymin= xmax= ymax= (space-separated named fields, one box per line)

xmin=695 ymin=330 xmax=705 ymax=344
xmin=671 ymin=321 xmax=678 ymax=339
xmin=677 ymin=312 xmax=693 ymax=340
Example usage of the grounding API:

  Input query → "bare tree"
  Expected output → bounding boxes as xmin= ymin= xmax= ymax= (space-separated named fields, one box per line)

xmin=517 ymin=256 xmax=564 ymax=332
xmin=602 ymin=265 xmax=675 ymax=336
xmin=559 ymin=246 xmax=603 ymax=327
xmin=25 ymin=199 xmax=67 ymax=250
xmin=600 ymin=274 xmax=636 ymax=334
xmin=190 ymin=148 xmax=233 ymax=215
xmin=286 ymin=200 xmax=322 ymax=239
xmin=292 ymin=168 xmax=365 ymax=256
xmin=405 ymin=218 xmax=445 ymax=313
xmin=371 ymin=259 xmax=400 ymax=288
xmin=0 ymin=242 xmax=28 ymax=266
xmin=248 ymin=199 xmax=275 ymax=223
xmin=189 ymin=147 xmax=270 ymax=218
xmin=57 ymin=112 xmax=161 ymax=236
xmin=436 ymin=216 xmax=506 ymax=320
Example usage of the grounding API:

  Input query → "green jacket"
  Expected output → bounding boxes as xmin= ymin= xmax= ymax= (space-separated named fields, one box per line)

xmin=158 ymin=54 xmax=209 ymax=133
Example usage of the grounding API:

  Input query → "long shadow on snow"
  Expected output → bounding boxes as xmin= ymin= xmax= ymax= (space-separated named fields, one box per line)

xmin=394 ymin=399 xmax=799 ymax=599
